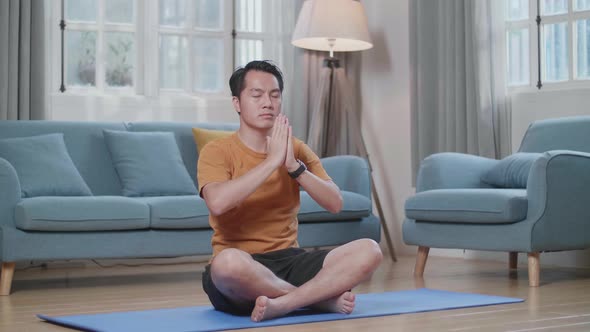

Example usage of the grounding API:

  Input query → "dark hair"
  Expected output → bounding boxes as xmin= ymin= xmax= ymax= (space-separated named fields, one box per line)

xmin=229 ymin=60 xmax=284 ymax=99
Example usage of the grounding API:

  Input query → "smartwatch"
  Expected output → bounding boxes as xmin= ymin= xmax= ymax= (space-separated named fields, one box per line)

xmin=288 ymin=160 xmax=307 ymax=179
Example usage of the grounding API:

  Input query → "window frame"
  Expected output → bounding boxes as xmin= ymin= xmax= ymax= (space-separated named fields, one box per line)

xmin=153 ymin=0 xmax=234 ymax=97
xmin=506 ymin=0 xmax=590 ymax=92
xmin=57 ymin=0 xmax=140 ymax=95
xmin=52 ymin=0 xmax=236 ymax=98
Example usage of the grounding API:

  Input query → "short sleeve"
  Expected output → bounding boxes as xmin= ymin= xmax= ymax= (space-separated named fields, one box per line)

xmin=295 ymin=140 xmax=332 ymax=181
xmin=197 ymin=142 xmax=231 ymax=196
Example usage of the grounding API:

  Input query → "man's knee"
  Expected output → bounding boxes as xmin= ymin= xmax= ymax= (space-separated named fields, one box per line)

xmin=210 ymin=248 xmax=252 ymax=284
xmin=357 ymin=239 xmax=383 ymax=272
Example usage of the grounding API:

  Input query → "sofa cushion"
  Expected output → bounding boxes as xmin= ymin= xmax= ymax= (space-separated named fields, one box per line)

xmin=481 ymin=153 xmax=543 ymax=188
xmin=0 ymin=133 xmax=93 ymax=198
xmin=192 ymin=128 xmax=235 ymax=153
xmin=405 ymin=189 xmax=528 ymax=224
xmin=126 ymin=122 xmax=240 ymax=191
xmin=103 ymin=130 xmax=198 ymax=197
xmin=15 ymin=196 xmax=150 ymax=231
xmin=298 ymin=191 xmax=371 ymax=222
xmin=134 ymin=196 xmax=210 ymax=229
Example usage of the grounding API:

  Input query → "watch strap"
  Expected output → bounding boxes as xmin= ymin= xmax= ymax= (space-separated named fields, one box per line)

xmin=288 ymin=160 xmax=307 ymax=179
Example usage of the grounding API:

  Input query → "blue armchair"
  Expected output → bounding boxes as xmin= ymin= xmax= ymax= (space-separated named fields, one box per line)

xmin=403 ymin=116 xmax=590 ymax=286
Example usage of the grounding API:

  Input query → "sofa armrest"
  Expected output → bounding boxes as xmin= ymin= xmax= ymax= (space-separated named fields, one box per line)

xmin=416 ymin=153 xmax=498 ymax=192
xmin=321 ymin=155 xmax=371 ymax=198
xmin=526 ymin=150 xmax=590 ymax=251
xmin=0 ymin=157 xmax=21 ymax=227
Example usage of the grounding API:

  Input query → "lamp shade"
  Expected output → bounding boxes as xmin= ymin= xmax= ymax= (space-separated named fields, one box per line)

xmin=292 ymin=0 xmax=373 ymax=52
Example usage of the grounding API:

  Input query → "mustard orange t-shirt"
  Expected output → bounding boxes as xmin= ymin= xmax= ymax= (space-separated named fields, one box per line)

xmin=197 ymin=133 xmax=331 ymax=257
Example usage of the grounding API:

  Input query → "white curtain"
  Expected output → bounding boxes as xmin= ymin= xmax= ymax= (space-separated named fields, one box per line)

xmin=411 ymin=0 xmax=511 ymax=175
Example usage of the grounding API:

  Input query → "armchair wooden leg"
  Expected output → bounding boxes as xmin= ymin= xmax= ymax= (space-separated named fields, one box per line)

xmin=1 ymin=262 xmax=16 ymax=296
xmin=528 ymin=253 xmax=540 ymax=287
xmin=414 ymin=246 xmax=430 ymax=277
xmin=509 ymin=252 xmax=518 ymax=270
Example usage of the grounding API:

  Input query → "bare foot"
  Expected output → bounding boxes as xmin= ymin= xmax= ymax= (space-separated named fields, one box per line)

xmin=312 ymin=291 xmax=355 ymax=314
xmin=251 ymin=296 xmax=286 ymax=322
xmin=250 ymin=292 xmax=356 ymax=322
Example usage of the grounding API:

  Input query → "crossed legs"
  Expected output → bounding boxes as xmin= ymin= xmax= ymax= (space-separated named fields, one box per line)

xmin=209 ymin=239 xmax=383 ymax=322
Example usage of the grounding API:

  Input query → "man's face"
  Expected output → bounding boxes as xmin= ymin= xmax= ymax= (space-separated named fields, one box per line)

xmin=233 ymin=70 xmax=282 ymax=130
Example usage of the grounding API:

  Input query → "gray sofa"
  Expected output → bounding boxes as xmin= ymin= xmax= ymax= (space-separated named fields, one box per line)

xmin=0 ymin=121 xmax=380 ymax=295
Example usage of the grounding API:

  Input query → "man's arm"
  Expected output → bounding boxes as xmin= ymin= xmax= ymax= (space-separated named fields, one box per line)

xmin=293 ymin=171 xmax=343 ymax=214
xmin=202 ymin=115 xmax=289 ymax=216
xmin=285 ymin=126 xmax=343 ymax=214
xmin=202 ymin=159 xmax=278 ymax=216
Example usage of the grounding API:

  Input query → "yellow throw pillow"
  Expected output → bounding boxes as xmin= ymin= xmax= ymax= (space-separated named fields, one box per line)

xmin=192 ymin=128 xmax=235 ymax=153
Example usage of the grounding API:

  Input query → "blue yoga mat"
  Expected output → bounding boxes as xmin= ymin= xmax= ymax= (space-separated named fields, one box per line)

xmin=38 ymin=288 xmax=523 ymax=332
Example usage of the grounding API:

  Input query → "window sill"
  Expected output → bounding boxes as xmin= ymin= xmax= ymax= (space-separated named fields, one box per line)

xmin=48 ymin=93 xmax=237 ymax=123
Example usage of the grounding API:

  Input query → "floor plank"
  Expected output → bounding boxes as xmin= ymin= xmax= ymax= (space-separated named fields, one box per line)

xmin=1 ymin=255 xmax=590 ymax=332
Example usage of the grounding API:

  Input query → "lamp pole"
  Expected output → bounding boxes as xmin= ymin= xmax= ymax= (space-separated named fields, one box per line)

xmin=322 ymin=54 xmax=397 ymax=262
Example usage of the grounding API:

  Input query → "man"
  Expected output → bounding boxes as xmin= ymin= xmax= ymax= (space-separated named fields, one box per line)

xmin=198 ymin=60 xmax=382 ymax=322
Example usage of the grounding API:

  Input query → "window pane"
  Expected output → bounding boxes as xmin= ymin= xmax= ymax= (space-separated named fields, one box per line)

xmin=66 ymin=31 xmax=96 ymax=86
xmin=235 ymin=39 xmax=263 ymax=68
xmin=160 ymin=35 xmax=188 ymax=89
xmin=105 ymin=32 xmax=135 ymax=87
xmin=507 ymin=28 xmax=530 ymax=86
xmin=236 ymin=0 xmax=262 ymax=32
xmin=193 ymin=38 xmax=223 ymax=92
xmin=506 ymin=0 xmax=529 ymax=21
xmin=577 ymin=19 xmax=590 ymax=79
xmin=575 ymin=0 xmax=590 ymax=11
xmin=541 ymin=0 xmax=568 ymax=15
xmin=160 ymin=0 xmax=187 ymax=27
xmin=195 ymin=0 xmax=222 ymax=29
xmin=543 ymin=22 xmax=569 ymax=81
xmin=105 ymin=0 xmax=133 ymax=24
xmin=66 ymin=0 xmax=97 ymax=22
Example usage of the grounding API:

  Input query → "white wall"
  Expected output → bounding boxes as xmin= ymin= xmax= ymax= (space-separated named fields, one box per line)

xmin=360 ymin=0 xmax=416 ymax=258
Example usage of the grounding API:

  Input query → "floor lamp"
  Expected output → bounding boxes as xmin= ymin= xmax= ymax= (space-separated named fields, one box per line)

xmin=292 ymin=0 xmax=397 ymax=262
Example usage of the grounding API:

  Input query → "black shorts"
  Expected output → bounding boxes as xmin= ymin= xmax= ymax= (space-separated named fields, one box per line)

xmin=202 ymin=247 xmax=330 ymax=315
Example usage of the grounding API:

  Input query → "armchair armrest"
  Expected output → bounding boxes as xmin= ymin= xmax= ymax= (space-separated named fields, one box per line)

xmin=416 ymin=153 xmax=498 ymax=192
xmin=0 ymin=157 xmax=21 ymax=227
xmin=526 ymin=150 xmax=590 ymax=251
xmin=321 ymin=155 xmax=370 ymax=198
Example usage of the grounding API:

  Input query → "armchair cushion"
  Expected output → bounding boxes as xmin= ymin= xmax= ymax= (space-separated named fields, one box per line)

xmin=0 ymin=134 xmax=92 ymax=197
xmin=405 ymin=188 xmax=528 ymax=224
xmin=298 ymin=191 xmax=371 ymax=222
xmin=481 ymin=153 xmax=543 ymax=188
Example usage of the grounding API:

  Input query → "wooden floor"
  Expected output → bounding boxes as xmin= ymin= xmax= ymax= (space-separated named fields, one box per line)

xmin=2 ymin=254 xmax=590 ymax=332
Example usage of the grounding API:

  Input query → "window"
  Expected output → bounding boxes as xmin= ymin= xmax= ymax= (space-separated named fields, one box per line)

xmin=57 ymin=0 xmax=285 ymax=96
xmin=157 ymin=0 xmax=231 ymax=93
xmin=64 ymin=0 xmax=137 ymax=90
xmin=505 ymin=0 xmax=590 ymax=88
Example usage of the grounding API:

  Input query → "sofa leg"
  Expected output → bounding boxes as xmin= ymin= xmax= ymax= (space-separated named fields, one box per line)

xmin=528 ymin=252 xmax=540 ymax=287
xmin=509 ymin=252 xmax=518 ymax=270
xmin=1 ymin=262 xmax=16 ymax=296
xmin=414 ymin=246 xmax=430 ymax=277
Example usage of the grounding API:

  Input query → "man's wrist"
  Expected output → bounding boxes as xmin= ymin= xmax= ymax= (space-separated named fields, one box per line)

xmin=286 ymin=161 xmax=301 ymax=173
xmin=288 ymin=160 xmax=307 ymax=179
